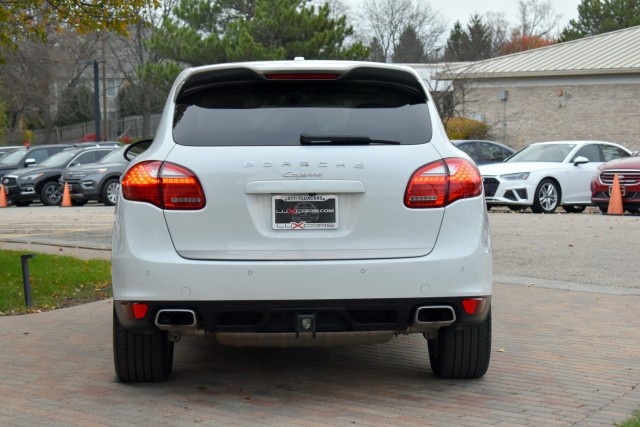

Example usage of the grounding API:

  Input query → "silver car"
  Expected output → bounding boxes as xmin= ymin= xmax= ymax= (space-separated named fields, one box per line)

xmin=112 ymin=60 xmax=492 ymax=382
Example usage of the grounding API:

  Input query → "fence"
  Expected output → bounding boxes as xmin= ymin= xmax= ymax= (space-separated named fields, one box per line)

xmin=6 ymin=113 xmax=162 ymax=145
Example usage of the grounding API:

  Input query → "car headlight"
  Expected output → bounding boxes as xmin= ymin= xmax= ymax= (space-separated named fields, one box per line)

xmin=19 ymin=173 xmax=43 ymax=181
xmin=500 ymin=172 xmax=530 ymax=180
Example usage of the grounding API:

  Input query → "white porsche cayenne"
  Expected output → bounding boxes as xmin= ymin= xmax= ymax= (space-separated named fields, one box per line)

xmin=480 ymin=141 xmax=632 ymax=213
xmin=111 ymin=59 xmax=493 ymax=382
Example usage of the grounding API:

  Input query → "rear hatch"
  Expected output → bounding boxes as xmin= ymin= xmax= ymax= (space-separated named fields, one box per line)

xmin=162 ymin=64 xmax=445 ymax=261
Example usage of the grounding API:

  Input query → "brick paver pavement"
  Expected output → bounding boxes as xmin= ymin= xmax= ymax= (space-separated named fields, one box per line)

xmin=1 ymin=282 xmax=638 ymax=426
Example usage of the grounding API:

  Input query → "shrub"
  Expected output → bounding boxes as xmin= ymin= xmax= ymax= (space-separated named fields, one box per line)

xmin=444 ymin=117 xmax=490 ymax=140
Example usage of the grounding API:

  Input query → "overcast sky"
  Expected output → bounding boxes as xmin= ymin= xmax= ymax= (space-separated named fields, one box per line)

xmin=344 ymin=0 xmax=582 ymax=33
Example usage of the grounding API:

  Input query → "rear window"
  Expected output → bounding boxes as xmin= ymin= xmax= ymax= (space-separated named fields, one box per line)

xmin=173 ymin=79 xmax=432 ymax=146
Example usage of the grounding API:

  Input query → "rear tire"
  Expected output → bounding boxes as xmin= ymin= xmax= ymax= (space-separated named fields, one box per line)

xmin=113 ymin=308 xmax=174 ymax=382
xmin=428 ymin=310 xmax=491 ymax=379
xmin=598 ymin=204 xmax=608 ymax=214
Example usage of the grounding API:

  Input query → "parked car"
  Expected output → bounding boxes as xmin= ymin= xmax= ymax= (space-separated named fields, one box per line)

xmin=591 ymin=152 xmax=640 ymax=214
xmin=60 ymin=145 xmax=130 ymax=206
xmin=112 ymin=59 xmax=493 ymax=382
xmin=451 ymin=140 xmax=515 ymax=165
xmin=480 ymin=140 xmax=632 ymax=213
xmin=0 ymin=144 xmax=72 ymax=179
xmin=0 ymin=145 xmax=23 ymax=159
xmin=2 ymin=145 xmax=116 ymax=206
xmin=74 ymin=141 xmax=122 ymax=148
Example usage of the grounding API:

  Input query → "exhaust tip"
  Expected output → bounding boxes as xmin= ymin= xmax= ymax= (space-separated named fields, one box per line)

xmin=155 ymin=309 xmax=197 ymax=328
xmin=414 ymin=306 xmax=456 ymax=325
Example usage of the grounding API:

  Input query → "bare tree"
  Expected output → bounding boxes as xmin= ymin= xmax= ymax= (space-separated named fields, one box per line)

xmin=484 ymin=12 xmax=510 ymax=55
xmin=360 ymin=0 xmax=446 ymax=63
xmin=515 ymin=0 xmax=562 ymax=37
xmin=310 ymin=0 xmax=349 ymax=20
xmin=0 ymin=29 xmax=98 ymax=144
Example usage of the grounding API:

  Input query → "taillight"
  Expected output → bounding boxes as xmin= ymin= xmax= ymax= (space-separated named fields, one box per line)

xmin=264 ymin=73 xmax=339 ymax=80
xmin=404 ymin=158 xmax=482 ymax=208
xmin=121 ymin=161 xmax=206 ymax=210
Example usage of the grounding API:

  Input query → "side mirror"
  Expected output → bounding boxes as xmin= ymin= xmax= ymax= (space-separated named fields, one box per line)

xmin=25 ymin=158 xmax=36 ymax=167
xmin=573 ymin=156 xmax=589 ymax=165
xmin=123 ymin=139 xmax=153 ymax=161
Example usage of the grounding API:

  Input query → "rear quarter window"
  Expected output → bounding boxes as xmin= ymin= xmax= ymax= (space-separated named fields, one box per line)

xmin=173 ymin=74 xmax=432 ymax=146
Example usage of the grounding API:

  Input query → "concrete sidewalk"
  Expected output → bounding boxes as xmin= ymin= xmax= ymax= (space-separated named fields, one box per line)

xmin=1 ymin=282 xmax=638 ymax=426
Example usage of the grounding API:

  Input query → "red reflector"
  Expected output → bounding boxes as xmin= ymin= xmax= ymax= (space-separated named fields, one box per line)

xmin=265 ymin=73 xmax=339 ymax=80
xmin=404 ymin=158 xmax=482 ymax=208
xmin=462 ymin=298 xmax=485 ymax=315
xmin=132 ymin=303 xmax=149 ymax=319
xmin=121 ymin=302 xmax=149 ymax=319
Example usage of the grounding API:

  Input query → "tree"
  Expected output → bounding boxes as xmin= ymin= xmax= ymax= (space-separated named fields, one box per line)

xmin=514 ymin=0 xmax=561 ymax=38
xmin=463 ymin=14 xmax=494 ymax=61
xmin=55 ymin=86 xmax=95 ymax=127
xmin=392 ymin=26 xmax=426 ymax=63
xmin=0 ymin=100 xmax=8 ymax=144
xmin=360 ymin=0 xmax=446 ymax=63
xmin=561 ymin=0 xmax=640 ymax=41
xmin=442 ymin=15 xmax=493 ymax=61
xmin=368 ymin=37 xmax=386 ymax=62
xmin=0 ymin=28 xmax=99 ymax=143
xmin=0 ymin=0 xmax=159 ymax=61
xmin=484 ymin=12 xmax=511 ymax=54
xmin=500 ymin=33 xmax=556 ymax=55
xmin=443 ymin=22 xmax=467 ymax=61
xmin=143 ymin=0 xmax=367 ymax=89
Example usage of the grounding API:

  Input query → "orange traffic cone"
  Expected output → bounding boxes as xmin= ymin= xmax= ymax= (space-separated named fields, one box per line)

xmin=61 ymin=182 xmax=72 ymax=207
xmin=0 ymin=184 xmax=7 ymax=208
xmin=606 ymin=174 xmax=624 ymax=215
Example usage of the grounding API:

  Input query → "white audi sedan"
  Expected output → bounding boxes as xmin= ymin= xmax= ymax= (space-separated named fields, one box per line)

xmin=111 ymin=59 xmax=493 ymax=382
xmin=480 ymin=141 xmax=632 ymax=213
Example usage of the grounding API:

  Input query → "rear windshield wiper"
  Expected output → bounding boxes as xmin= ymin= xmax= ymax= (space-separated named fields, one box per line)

xmin=300 ymin=134 xmax=401 ymax=145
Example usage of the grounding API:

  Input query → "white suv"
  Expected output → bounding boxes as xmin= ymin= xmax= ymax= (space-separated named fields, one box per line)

xmin=112 ymin=59 xmax=493 ymax=382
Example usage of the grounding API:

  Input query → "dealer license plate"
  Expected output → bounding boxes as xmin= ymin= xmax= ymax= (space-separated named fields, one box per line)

xmin=272 ymin=195 xmax=338 ymax=230
xmin=609 ymin=185 xmax=626 ymax=197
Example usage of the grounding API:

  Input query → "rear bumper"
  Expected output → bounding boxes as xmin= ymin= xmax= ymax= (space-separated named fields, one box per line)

xmin=112 ymin=196 xmax=493 ymax=338
xmin=114 ymin=296 xmax=491 ymax=336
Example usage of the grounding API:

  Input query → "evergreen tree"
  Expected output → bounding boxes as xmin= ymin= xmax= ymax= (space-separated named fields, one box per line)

xmin=55 ymin=86 xmax=95 ymax=127
xmin=462 ymin=14 xmax=494 ymax=61
xmin=443 ymin=21 xmax=467 ymax=61
xmin=143 ymin=0 xmax=368 ymax=88
xmin=443 ymin=16 xmax=493 ymax=61
xmin=561 ymin=0 xmax=640 ymax=41
xmin=392 ymin=25 xmax=426 ymax=63
xmin=368 ymin=37 xmax=386 ymax=62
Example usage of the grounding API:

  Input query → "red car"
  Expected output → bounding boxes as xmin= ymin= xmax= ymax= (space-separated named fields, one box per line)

xmin=591 ymin=153 xmax=640 ymax=214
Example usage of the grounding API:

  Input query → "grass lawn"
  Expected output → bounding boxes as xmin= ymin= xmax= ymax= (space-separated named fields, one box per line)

xmin=618 ymin=410 xmax=640 ymax=427
xmin=0 ymin=249 xmax=111 ymax=315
